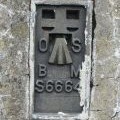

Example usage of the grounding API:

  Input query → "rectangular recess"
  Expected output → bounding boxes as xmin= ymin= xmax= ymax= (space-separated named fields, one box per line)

xmin=66 ymin=10 xmax=79 ymax=19
xmin=42 ymin=9 xmax=55 ymax=19
xmin=35 ymin=5 xmax=85 ymax=114
xmin=30 ymin=1 xmax=93 ymax=120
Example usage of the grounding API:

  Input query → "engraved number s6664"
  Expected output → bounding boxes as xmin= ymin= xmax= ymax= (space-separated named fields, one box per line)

xmin=35 ymin=80 xmax=80 ymax=93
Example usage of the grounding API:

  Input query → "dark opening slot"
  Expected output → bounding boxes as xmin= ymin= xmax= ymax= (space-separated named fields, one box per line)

xmin=49 ymin=33 xmax=72 ymax=49
xmin=42 ymin=27 xmax=54 ymax=31
xmin=67 ymin=27 xmax=79 ymax=32
xmin=66 ymin=10 xmax=79 ymax=19
xmin=42 ymin=9 xmax=55 ymax=19
xmin=49 ymin=34 xmax=72 ymax=42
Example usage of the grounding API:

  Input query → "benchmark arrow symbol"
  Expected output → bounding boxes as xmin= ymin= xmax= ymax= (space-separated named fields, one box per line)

xmin=49 ymin=37 xmax=72 ymax=65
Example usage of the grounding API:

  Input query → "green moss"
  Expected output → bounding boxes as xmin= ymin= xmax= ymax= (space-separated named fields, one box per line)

xmin=0 ymin=40 xmax=5 ymax=50
xmin=96 ymin=37 xmax=114 ymax=60
xmin=11 ymin=22 xmax=28 ymax=39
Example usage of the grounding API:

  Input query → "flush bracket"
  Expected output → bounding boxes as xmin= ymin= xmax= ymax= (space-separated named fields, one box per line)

xmin=30 ymin=0 xmax=93 ymax=120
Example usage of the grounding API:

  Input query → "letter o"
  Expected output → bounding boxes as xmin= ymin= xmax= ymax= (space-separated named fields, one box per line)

xmin=39 ymin=38 xmax=48 ymax=52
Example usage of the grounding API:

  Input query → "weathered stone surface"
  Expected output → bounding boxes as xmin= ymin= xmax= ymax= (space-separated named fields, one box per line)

xmin=90 ymin=0 xmax=120 ymax=119
xmin=0 ymin=0 xmax=120 ymax=120
xmin=0 ymin=0 xmax=30 ymax=120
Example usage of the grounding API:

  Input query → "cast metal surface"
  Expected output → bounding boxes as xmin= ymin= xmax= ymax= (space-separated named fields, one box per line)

xmin=34 ymin=5 xmax=86 ymax=114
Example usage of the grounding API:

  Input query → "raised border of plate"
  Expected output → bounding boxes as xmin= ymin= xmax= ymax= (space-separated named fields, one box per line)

xmin=30 ymin=0 xmax=93 ymax=119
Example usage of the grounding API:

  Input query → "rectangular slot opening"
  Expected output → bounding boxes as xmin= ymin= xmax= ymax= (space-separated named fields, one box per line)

xmin=42 ymin=9 xmax=55 ymax=19
xmin=66 ymin=10 xmax=79 ymax=19
xmin=49 ymin=33 xmax=72 ymax=45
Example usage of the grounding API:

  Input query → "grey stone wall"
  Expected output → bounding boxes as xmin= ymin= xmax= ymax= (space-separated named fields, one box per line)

xmin=0 ymin=0 xmax=120 ymax=120
xmin=90 ymin=0 xmax=120 ymax=120
xmin=0 ymin=0 xmax=30 ymax=120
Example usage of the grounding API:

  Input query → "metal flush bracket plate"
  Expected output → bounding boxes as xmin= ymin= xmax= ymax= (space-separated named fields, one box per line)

xmin=30 ymin=0 xmax=93 ymax=120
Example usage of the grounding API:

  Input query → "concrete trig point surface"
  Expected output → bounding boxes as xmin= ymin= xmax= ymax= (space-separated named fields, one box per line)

xmin=1 ymin=0 xmax=120 ymax=120
xmin=30 ymin=0 xmax=93 ymax=119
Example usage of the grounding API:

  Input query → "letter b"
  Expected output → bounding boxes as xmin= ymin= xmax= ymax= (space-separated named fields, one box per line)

xmin=39 ymin=64 xmax=47 ymax=77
